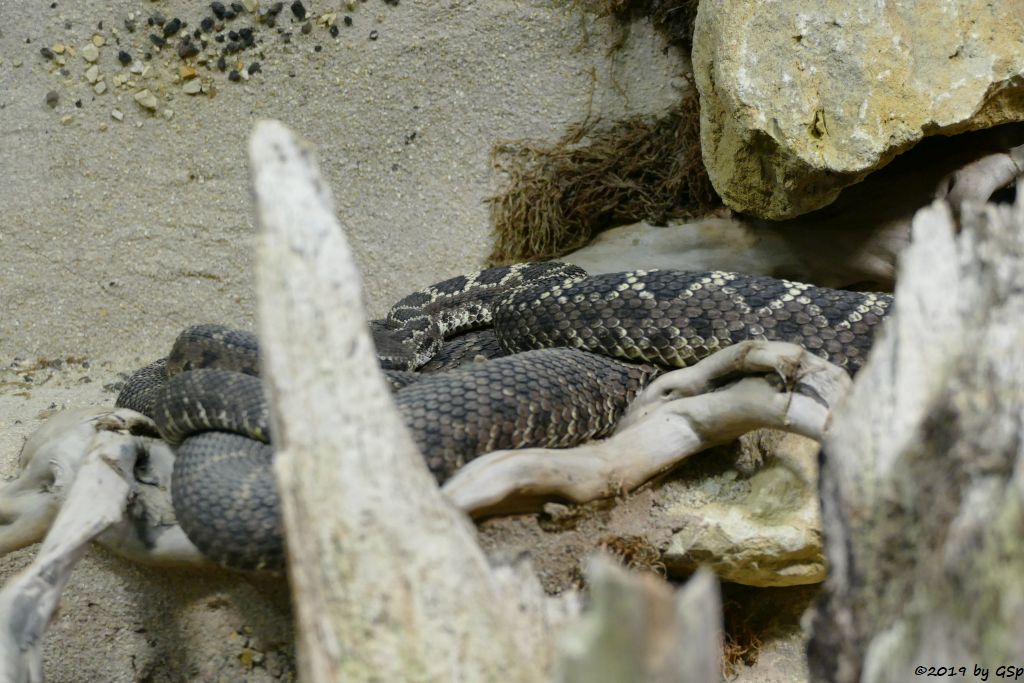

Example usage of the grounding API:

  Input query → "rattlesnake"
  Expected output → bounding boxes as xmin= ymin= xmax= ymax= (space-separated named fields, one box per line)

xmin=117 ymin=263 xmax=891 ymax=569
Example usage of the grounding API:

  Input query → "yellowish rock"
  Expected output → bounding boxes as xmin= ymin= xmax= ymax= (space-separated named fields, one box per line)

xmin=51 ymin=43 xmax=65 ymax=54
xmin=692 ymin=0 xmax=1024 ymax=220
xmin=91 ymin=34 xmax=105 ymax=47
xmin=179 ymin=65 xmax=198 ymax=80
xmin=85 ymin=65 xmax=99 ymax=84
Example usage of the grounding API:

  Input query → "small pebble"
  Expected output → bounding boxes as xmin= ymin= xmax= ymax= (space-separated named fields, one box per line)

xmin=301 ymin=21 xmax=311 ymax=34
xmin=178 ymin=41 xmax=200 ymax=59
xmin=228 ymin=69 xmax=241 ymax=82
xmin=60 ymin=115 xmax=73 ymax=125
xmin=163 ymin=18 xmax=182 ymax=36
xmin=118 ymin=50 xmax=132 ymax=65
xmin=369 ymin=29 xmax=378 ymax=40
xmin=314 ymin=44 xmax=322 ymax=52
xmin=149 ymin=34 xmax=165 ymax=48
xmin=91 ymin=34 xmax=105 ymax=47
xmin=214 ymin=33 xmax=226 ymax=43
xmin=180 ymin=65 xmax=198 ymax=79
xmin=111 ymin=108 xmax=124 ymax=121
xmin=231 ymin=2 xmax=245 ymax=13
xmin=290 ymin=1 xmax=306 ymax=20
xmin=124 ymin=18 xmax=136 ymax=32
xmin=163 ymin=109 xmax=174 ymax=120
xmin=133 ymin=88 xmax=158 ymax=110
xmin=151 ymin=13 xmax=165 ymax=26
xmin=75 ymin=99 xmax=83 ymax=108
xmin=329 ymin=24 xmax=339 ymax=37
xmin=210 ymin=2 xmax=227 ymax=19
xmin=224 ymin=8 xmax=237 ymax=19
xmin=52 ymin=43 xmax=65 ymax=54
xmin=45 ymin=90 xmax=59 ymax=108
xmin=94 ymin=80 xmax=107 ymax=94
xmin=81 ymin=43 xmax=100 ymax=62
xmin=182 ymin=79 xmax=202 ymax=94
xmin=216 ymin=55 xmax=227 ymax=70
xmin=201 ymin=17 xmax=215 ymax=32
xmin=40 ymin=47 xmax=55 ymax=60
xmin=247 ymin=61 xmax=261 ymax=74
xmin=343 ymin=15 xmax=352 ymax=26
xmin=85 ymin=64 xmax=99 ymax=83
xmin=268 ymin=2 xmax=284 ymax=14
xmin=242 ymin=0 xmax=259 ymax=11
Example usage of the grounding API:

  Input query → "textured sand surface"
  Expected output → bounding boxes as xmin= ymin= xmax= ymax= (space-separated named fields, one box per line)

xmin=0 ymin=1 xmax=689 ymax=679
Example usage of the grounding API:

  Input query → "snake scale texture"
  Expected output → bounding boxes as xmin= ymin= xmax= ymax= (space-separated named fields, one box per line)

xmin=116 ymin=263 xmax=891 ymax=570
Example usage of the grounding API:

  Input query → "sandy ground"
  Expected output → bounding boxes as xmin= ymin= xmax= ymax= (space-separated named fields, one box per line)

xmin=0 ymin=1 xmax=707 ymax=680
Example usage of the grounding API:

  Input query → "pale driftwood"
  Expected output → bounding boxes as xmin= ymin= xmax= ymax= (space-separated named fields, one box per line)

xmin=557 ymin=560 xmax=721 ymax=683
xmin=0 ymin=431 xmax=137 ymax=683
xmin=935 ymin=142 xmax=1024 ymax=212
xmin=0 ymin=408 xmax=206 ymax=569
xmin=251 ymin=120 xmax=559 ymax=682
xmin=807 ymin=181 xmax=1024 ymax=682
xmin=443 ymin=340 xmax=850 ymax=517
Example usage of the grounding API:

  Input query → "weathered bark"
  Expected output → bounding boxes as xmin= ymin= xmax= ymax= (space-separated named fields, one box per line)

xmin=0 ymin=431 xmax=138 ymax=683
xmin=935 ymin=142 xmax=1024 ymax=213
xmin=251 ymin=121 xmax=561 ymax=682
xmin=807 ymin=182 xmax=1024 ymax=681
xmin=444 ymin=340 xmax=849 ymax=517
xmin=557 ymin=561 xmax=722 ymax=683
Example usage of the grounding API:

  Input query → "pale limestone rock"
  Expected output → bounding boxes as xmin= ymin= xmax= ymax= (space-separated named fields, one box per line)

xmin=692 ymin=0 xmax=1024 ymax=219
xmin=661 ymin=432 xmax=824 ymax=587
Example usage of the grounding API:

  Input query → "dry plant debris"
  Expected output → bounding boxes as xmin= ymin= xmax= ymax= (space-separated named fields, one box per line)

xmin=487 ymin=93 xmax=718 ymax=264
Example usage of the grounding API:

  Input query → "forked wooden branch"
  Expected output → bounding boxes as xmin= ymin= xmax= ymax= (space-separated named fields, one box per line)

xmin=0 ymin=431 xmax=139 ymax=683
xmin=444 ymin=340 xmax=850 ymax=518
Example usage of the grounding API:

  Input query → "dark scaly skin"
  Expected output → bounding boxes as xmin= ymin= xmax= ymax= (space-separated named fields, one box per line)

xmin=494 ymin=269 xmax=891 ymax=374
xmin=147 ymin=347 xmax=655 ymax=570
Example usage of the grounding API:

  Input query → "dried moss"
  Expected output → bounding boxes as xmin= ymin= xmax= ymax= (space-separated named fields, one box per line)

xmin=572 ymin=0 xmax=701 ymax=49
xmin=487 ymin=92 xmax=718 ymax=264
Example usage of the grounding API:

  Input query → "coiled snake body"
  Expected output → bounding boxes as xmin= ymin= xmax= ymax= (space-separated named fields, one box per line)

xmin=117 ymin=263 xmax=891 ymax=570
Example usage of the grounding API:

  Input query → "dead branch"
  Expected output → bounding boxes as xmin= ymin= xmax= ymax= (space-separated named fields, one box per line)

xmin=444 ymin=340 xmax=849 ymax=518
